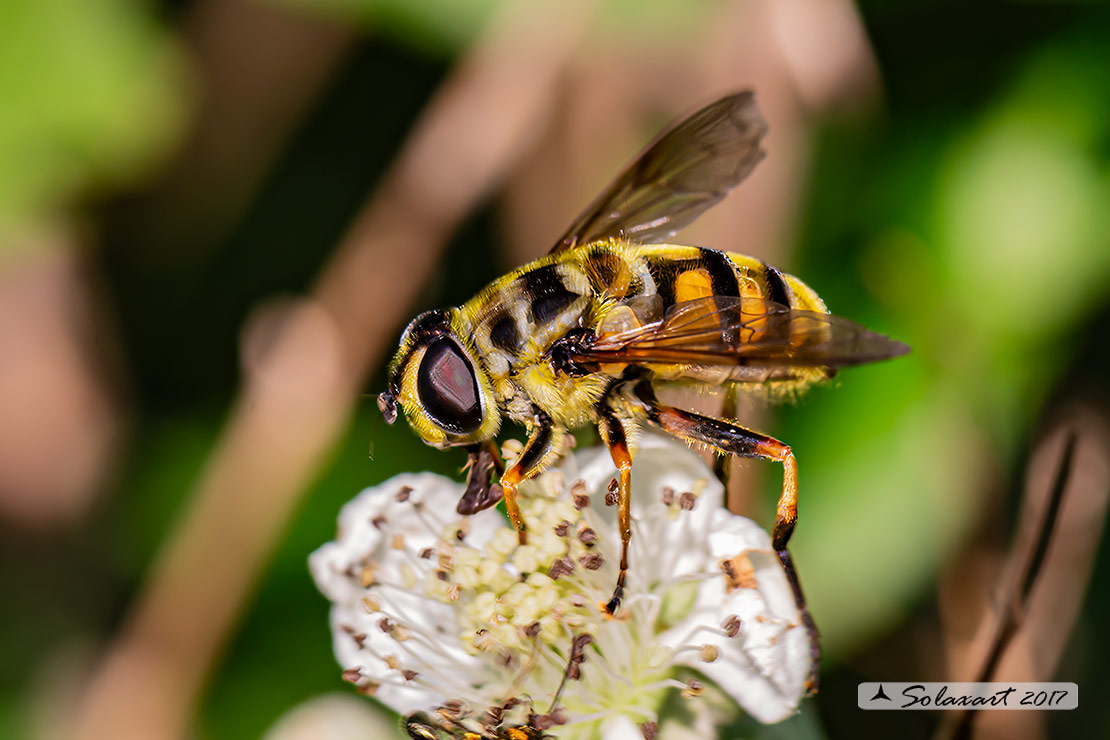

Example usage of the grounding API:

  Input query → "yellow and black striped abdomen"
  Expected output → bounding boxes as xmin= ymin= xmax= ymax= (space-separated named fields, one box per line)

xmin=617 ymin=243 xmax=833 ymax=390
xmin=621 ymin=243 xmax=829 ymax=317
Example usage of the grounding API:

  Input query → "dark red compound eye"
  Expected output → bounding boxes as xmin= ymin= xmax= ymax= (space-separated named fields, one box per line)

xmin=417 ymin=338 xmax=482 ymax=435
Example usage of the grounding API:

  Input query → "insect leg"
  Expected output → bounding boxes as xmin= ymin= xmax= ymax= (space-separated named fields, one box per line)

xmin=635 ymin=381 xmax=819 ymax=690
xmin=500 ymin=410 xmax=564 ymax=546
xmin=634 ymin=382 xmax=798 ymax=549
xmin=596 ymin=404 xmax=634 ymax=616
xmin=713 ymin=384 xmax=739 ymax=502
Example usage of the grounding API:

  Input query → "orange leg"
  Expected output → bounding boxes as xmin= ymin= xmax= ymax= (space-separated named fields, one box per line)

xmin=499 ymin=472 xmax=528 ymax=545
xmin=713 ymin=384 xmax=739 ymax=506
xmin=597 ymin=406 xmax=634 ymax=615
xmin=634 ymin=380 xmax=818 ymax=686
xmin=499 ymin=411 xmax=562 ymax=545
xmin=647 ymin=402 xmax=798 ymax=550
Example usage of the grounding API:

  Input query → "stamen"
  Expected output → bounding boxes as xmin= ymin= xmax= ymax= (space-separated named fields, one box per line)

xmin=576 ymin=526 xmax=597 ymax=546
xmin=548 ymin=557 xmax=575 ymax=580
xmin=681 ymin=679 xmax=704 ymax=699
xmin=579 ymin=552 xmax=604 ymax=570
xmin=722 ymin=615 xmax=742 ymax=637
xmin=571 ymin=480 xmax=590 ymax=510
xmin=660 ymin=486 xmax=675 ymax=506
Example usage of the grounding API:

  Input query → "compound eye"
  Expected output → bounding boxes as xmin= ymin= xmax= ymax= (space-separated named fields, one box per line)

xmin=417 ymin=338 xmax=482 ymax=435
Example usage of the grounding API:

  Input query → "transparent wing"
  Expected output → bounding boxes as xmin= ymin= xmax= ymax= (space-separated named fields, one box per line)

xmin=575 ymin=296 xmax=910 ymax=369
xmin=550 ymin=91 xmax=768 ymax=254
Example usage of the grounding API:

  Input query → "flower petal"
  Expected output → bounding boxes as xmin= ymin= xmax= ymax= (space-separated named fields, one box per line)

xmin=599 ymin=714 xmax=652 ymax=740
xmin=263 ymin=693 xmax=401 ymax=740
xmin=310 ymin=472 xmax=504 ymax=715
xmin=663 ymin=509 xmax=810 ymax=723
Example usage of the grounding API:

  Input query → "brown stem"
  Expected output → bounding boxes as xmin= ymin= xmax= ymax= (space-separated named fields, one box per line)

xmin=942 ymin=432 xmax=1077 ymax=740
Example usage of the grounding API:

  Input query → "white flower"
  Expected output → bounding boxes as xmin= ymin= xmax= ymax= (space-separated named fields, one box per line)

xmin=310 ymin=435 xmax=810 ymax=738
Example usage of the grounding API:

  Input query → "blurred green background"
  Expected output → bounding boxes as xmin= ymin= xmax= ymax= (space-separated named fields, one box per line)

xmin=1 ymin=1 xmax=1108 ymax=739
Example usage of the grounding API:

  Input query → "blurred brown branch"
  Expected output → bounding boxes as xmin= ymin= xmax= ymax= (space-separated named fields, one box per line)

xmin=939 ymin=408 xmax=1110 ymax=740
xmin=945 ymin=431 xmax=1076 ymax=740
xmin=69 ymin=1 xmax=596 ymax=738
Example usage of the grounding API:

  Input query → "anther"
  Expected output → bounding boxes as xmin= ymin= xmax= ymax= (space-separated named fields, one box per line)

xmin=678 ymin=491 xmax=697 ymax=510
xmin=341 ymin=667 xmax=361 ymax=683
xmin=699 ymin=644 xmax=719 ymax=663
xmin=571 ymin=480 xmax=590 ymax=509
xmin=548 ymin=557 xmax=575 ymax=580
xmin=720 ymin=553 xmax=757 ymax=591
xmin=681 ymin=679 xmax=704 ymax=699
xmin=723 ymin=615 xmax=742 ymax=637
xmin=641 ymin=721 xmax=659 ymax=740
xmin=661 ymin=486 xmax=675 ymax=506
xmin=484 ymin=706 xmax=504 ymax=726
xmin=531 ymin=713 xmax=556 ymax=731
xmin=579 ymin=552 xmax=604 ymax=570
xmin=395 ymin=486 xmax=413 ymax=502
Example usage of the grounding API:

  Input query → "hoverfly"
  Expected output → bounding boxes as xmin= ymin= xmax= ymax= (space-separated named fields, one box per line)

xmin=378 ymin=91 xmax=909 ymax=616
